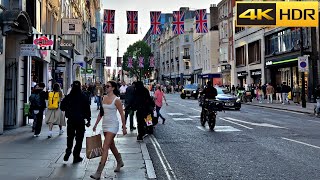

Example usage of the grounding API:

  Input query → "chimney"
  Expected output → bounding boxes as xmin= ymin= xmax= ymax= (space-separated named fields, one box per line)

xmin=210 ymin=4 xmax=218 ymax=29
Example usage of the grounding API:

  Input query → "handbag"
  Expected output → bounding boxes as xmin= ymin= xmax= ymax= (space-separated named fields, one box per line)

xmin=86 ymin=134 xmax=103 ymax=159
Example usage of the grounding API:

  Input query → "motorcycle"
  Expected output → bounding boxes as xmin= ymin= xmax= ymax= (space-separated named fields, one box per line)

xmin=200 ymin=99 xmax=223 ymax=130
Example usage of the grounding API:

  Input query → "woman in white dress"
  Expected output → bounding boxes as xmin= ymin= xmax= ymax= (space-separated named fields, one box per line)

xmin=91 ymin=81 xmax=127 ymax=180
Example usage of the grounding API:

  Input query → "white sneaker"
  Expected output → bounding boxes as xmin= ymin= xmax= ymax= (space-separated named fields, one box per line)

xmin=33 ymin=134 xmax=40 ymax=137
xmin=59 ymin=130 xmax=64 ymax=135
xmin=48 ymin=131 xmax=52 ymax=138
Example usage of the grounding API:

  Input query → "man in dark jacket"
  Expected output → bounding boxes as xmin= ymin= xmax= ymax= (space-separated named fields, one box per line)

xmin=125 ymin=82 xmax=136 ymax=131
xmin=61 ymin=81 xmax=91 ymax=163
xmin=133 ymin=81 xmax=151 ymax=141
xmin=30 ymin=82 xmax=48 ymax=137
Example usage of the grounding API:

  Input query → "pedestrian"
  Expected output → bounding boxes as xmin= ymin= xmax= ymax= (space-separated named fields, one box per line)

xmin=275 ymin=84 xmax=282 ymax=103
xmin=82 ymin=85 xmax=92 ymax=105
xmin=94 ymin=82 xmax=104 ymax=110
xmin=154 ymin=84 xmax=168 ymax=124
xmin=257 ymin=86 xmax=263 ymax=103
xmin=45 ymin=83 xmax=66 ymax=138
xmin=231 ymin=85 xmax=236 ymax=95
xmin=91 ymin=81 xmax=127 ymax=179
xmin=266 ymin=83 xmax=274 ymax=104
xmin=125 ymin=82 xmax=137 ymax=131
xmin=281 ymin=82 xmax=291 ymax=104
xmin=315 ymin=85 xmax=320 ymax=115
xmin=133 ymin=81 xmax=152 ymax=141
xmin=119 ymin=81 xmax=128 ymax=103
xmin=60 ymin=81 xmax=91 ymax=163
xmin=293 ymin=84 xmax=301 ymax=105
xmin=29 ymin=83 xmax=48 ymax=137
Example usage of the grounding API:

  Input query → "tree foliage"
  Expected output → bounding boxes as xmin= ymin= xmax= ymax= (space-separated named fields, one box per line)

xmin=122 ymin=40 xmax=152 ymax=79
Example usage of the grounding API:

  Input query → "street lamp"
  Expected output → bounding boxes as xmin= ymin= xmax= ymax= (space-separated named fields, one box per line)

xmin=117 ymin=36 xmax=120 ymax=82
xmin=300 ymin=27 xmax=306 ymax=108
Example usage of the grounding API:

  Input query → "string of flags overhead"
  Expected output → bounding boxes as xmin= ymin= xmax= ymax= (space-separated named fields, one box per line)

xmin=103 ymin=9 xmax=208 ymax=35
xmin=105 ymin=56 xmax=155 ymax=68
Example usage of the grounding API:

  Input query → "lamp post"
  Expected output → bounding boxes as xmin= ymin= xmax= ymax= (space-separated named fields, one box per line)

xmin=117 ymin=36 xmax=120 ymax=82
xmin=300 ymin=27 xmax=306 ymax=108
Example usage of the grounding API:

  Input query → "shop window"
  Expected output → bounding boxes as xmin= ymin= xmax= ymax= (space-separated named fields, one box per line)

xmin=248 ymin=40 xmax=261 ymax=64
xmin=236 ymin=46 xmax=246 ymax=67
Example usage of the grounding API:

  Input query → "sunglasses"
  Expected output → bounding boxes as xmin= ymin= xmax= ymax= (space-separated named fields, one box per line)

xmin=106 ymin=85 xmax=111 ymax=88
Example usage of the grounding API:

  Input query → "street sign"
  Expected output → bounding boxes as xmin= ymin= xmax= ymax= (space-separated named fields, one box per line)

xmin=20 ymin=44 xmax=37 ymax=56
xmin=298 ymin=56 xmax=309 ymax=72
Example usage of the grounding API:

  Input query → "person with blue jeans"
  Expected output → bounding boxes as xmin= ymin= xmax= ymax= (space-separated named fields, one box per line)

xmin=94 ymin=82 xmax=104 ymax=110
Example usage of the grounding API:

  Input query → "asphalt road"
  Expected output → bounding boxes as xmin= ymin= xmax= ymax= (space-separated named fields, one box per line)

xmin=145 ymin=93 xmax=320 ymax=180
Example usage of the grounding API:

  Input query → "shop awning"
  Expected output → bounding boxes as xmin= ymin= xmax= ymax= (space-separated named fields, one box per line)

xmin=198 ymin=73 xmax=221 ymax=79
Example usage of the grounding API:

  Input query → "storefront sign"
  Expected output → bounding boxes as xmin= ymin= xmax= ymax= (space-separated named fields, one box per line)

xmin=60 ymin=40 xmax=74 ymax=50
xmin=251 ymin=70 xmax=262 ymax=76
xmin=298 ymin=56 xmax=309 ymax=72
xmin=266 ymin=61 xmax=273 ymax=66
xmin=265 ymin=58 xmax=298 ymax=66
xmin=33 ymin=34 xmax=56 ymax=50
xmin=237 ymin=72 xmax=248 ymax=77
xmin=20 ymin=44 xmax=37 ymax=56
xmin=61 ymin=19 xmax=82 ymax=35
xmin=194 ymin=68 xmax=202 ymax=74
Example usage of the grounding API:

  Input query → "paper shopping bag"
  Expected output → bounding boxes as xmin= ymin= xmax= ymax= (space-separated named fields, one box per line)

xmin=86 ymin=134 xmax=103 ymax=159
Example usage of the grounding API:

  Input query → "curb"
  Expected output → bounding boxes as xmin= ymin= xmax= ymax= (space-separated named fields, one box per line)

xmin=141 ymin=141 xmax=157 ymax=179
xmin=244 ymin=103 xmax=314 ymax=115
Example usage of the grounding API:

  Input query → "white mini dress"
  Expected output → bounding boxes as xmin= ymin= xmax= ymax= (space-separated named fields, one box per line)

xmin=102 ymin=97 xmax=119 ymax=134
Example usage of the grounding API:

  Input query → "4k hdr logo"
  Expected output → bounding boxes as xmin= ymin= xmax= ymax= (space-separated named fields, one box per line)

xmin=236 ymin=2 xmax=319 ymax=27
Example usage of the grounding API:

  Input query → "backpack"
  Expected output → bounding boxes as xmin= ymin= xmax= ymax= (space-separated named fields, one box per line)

xmin=48 ymin=92 xmax=60 ymax=110
xmin=29 ymin=93 xmax=42 ymax=110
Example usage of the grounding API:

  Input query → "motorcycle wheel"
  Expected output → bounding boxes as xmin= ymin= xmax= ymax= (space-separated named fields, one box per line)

xmin=200 ymin=111 xmax=206 ymax=127
xmin=208 ymin=114 xmax=216 ymax=130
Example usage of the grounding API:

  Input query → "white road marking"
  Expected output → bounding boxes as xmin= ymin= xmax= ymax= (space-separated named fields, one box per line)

xmin=307 ymin=120 xmax=320 ymax=124
xmin=189 ymin=116 xmax=201 ymax=118
xmin=190 ymin=108 xmax=201 ymax=112
xmin=196 ymin=125 xmax=241 ymax=132
xmin=225 ymin=117 xmax=287 ymax=129
xmin=197 ymin=126 xmax=206 ymax=131
xmin=172 ymin=118 xmax=193 ymax=121
xmin=167 ymin=100 xmax=174 ymax=103
xmin=167 ymin=113 xmax=184 ymax=116
xmin=176 ymin=103 xmax=186 ymax=107
xmin=149 ymin=135 xmax=178 ymax=180
xmin=282 ymin=137 xmax=320 ymax=150
xmin=271 ymin=108 xmax=305 ymax=115
xmin=219 ymin=117 xmax=253 ymax=130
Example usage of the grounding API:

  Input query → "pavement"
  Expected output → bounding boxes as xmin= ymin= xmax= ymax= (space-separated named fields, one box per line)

xmin=0 ymin=102 xmax=156 ymax=180
xmin=242 ymin=98 xmax=316 ymax=114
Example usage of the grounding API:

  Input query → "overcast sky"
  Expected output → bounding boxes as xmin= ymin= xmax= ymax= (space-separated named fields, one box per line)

xmin=102 ymin=0 xmax=220 ymax=67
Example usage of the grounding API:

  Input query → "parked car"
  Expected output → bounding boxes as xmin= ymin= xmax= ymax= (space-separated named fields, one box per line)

xmin=199 ymin=87 xmax=241 ymax=110
xmin=180 ymin=84 xmax=199 ymax=99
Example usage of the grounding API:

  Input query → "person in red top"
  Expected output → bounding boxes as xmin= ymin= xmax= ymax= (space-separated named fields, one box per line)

xmin=154 ymin=84 xmax=168 ymax=124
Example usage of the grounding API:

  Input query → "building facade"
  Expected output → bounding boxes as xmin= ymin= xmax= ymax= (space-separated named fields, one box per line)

xmin=217 ymin=0 xmax=234 ymax=86
xmin=159 ymin=8 xmax=195 ymax=86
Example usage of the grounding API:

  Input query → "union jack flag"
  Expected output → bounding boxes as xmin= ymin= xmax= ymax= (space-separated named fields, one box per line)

xmin=149 ymin=56 xmax=155 ymax=68
xmin=172 ymin=11 xmax=185 ymax=35
xmin=139 ymin=57 xmax=144 ymax=68
xmin=150 ymin=11 xmax=161 ymax=35
xmin=103 ymin=9 xmax=115 ymax=34
xmin=128 ymin=57 xmax=133 ymax=68
xmin=127 ymin=11 xmax=138 ymax=34
xmin=195 ymin=9 xmax=208 ymax=33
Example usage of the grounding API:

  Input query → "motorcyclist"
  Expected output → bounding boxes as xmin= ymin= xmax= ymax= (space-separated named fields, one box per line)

xmin=200 ymin=81 xmax=218 ymax=109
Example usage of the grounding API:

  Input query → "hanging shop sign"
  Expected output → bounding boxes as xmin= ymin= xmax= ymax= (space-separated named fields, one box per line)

xmin=20 ymin=44 xmax=38 ymax=56
xmin=33 ymin=34 xmax=56 ymax=50
xmin=251 ymin=70 xmax=262 ymax=76
xmin=61 ymin=18 xmax=82 ymax=35
xmin=60 ymin=39 xmax=74 ymax=50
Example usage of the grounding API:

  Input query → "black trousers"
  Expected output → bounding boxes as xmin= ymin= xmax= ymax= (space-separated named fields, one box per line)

xmin=136 ymin=110 xmax=146 ymax=137
xmin=66 ymin=120 xmax=85 ymax=158
xmin=155 ymin=106 xmax=164 ymax=120
xmin=125 ymin=109 xmax=134 ymax=129
xmin=34 ymin=110 xmax=44 ymax=135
